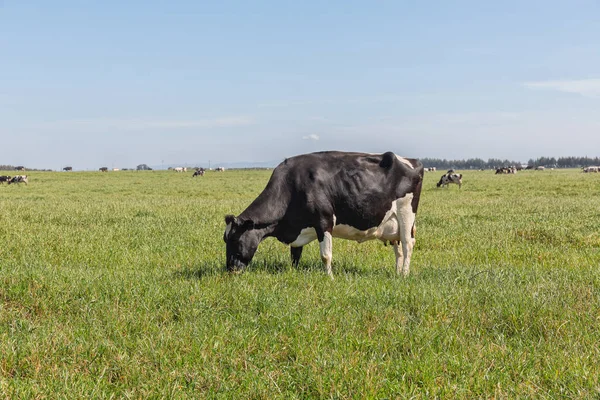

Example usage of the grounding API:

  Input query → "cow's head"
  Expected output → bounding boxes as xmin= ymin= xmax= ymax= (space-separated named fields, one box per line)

xmin=223 ymin=215 xmax=260 ymax=272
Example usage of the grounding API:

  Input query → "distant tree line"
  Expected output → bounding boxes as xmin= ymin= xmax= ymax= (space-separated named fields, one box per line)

xmin=526 ymin=156 xmax=600 ymax=168
xmin=420 ymin=158 xmax=522 ymax=170
xmin=0 ymin=164 xmax=52 ymax=171
xmin=421 ymin=156 xmax=600 ymax=170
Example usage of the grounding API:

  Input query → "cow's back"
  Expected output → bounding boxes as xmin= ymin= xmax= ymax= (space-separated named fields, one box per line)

xmin=273 ymin=151 xmax=422 ymax=231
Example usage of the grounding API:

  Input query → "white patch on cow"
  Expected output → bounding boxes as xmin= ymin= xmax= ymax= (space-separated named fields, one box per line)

xmin=290 ymin=227 xmax=318 ymax=247
xmin=332 ymin=196 xmax=406 ymax=243
xmin=225 ymin=223 xmax=232 ymax=239
xmin=395 ymin=155 xmax=414 ymax=169
xmin=319 ymin=231 xmax=333 ymax=278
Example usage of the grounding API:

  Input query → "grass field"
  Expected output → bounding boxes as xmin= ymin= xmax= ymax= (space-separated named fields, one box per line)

xmin=0 ymin=168 xmax=599 ymax=398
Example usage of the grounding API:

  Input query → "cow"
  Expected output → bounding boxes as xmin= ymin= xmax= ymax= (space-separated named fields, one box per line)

xmin=535 ymin=166 xmax=545 ymax=171
xmin=436 ymin=171 xmax=463 ymax=188
xmin=583 ymin=166 xmax=599 ymax=173
xmin=495 ymin=167 xmax=516 ymax=174
xmin=0 ymin=176 xmax=11 ymax=184
xmin=223 ymin=151 xmax=424 ymax=278
xmin=193 ymin=168 xmax=205 ymax=177
xmin=215 ymin=167 xmax=225 ymax=172
xmin=426 ymin=167 xmax=436 ymax=172
xmin=173 ymin=167 xmax=184 ymax=172
xmin=99 ymin=167 xmax=108 ymax=172
xmin=63 ymin=166 xmax=73 ymax=171
xmin=8 ymin=175 xmax=28 ymax=185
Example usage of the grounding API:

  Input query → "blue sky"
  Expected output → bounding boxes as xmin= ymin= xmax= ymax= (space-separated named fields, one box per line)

xmin=1 ymin=1 xmax=599 ymax=169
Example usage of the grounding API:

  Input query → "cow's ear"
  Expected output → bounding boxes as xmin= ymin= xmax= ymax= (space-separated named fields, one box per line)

xmin=225 ymin=214 xmax=237 ymax=225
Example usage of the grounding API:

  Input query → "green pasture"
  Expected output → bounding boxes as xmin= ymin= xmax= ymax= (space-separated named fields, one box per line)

xmin=0 ymin=168 xmax=598 ymax=398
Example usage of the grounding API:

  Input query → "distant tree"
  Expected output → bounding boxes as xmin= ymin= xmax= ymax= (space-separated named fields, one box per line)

xmin=137 ymin=164 xmax=152 ymax=171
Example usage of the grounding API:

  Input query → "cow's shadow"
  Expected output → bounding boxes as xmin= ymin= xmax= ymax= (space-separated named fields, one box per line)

xmin=174 ymin=262 xmax=221 ymax=280
xmin=174 ymin=259 xmax=389 ymax=280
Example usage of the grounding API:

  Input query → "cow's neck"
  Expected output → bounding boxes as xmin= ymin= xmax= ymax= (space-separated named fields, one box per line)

xmin=238 ymin=185 xmax=288 ymax=239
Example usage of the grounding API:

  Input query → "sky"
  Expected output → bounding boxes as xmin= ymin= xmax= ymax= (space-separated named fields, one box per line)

xmin=1 ymin=1 xmax=599 ymax=169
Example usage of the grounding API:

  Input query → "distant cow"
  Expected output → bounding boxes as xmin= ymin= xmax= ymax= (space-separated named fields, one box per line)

xmin=583 ymin=166 xmax=599 ymax=173
xmin=192 ymin=168 xmax=205 ymax=177
xmin=426 ymin=167 xmax=436 ymax=172
xmin=14 ymin=166 xmax=25 ymax=171
xmin=223 ymin=151 xmax=424 ymax=277
xmin=535 ymin=166 xmax=545 ymax=171
xmin=99 ymin=167 xmax=108 ymax=172
xmin=8 ymin=175 xmax=28 ymax=185
xmin=173 ymin=167 xmax=184 ymax=172
xmin=495 ymin=167 xmax=516 ymax=174
xmin=215 ymin=167 xmax=225 ymax=172
xmin=0 ymin=175 xmax=11 ymax=184
xmin=63 ymin=166 xmax=73 ymax=172
xmin=437 ymin=171 xmax=463 ymax=188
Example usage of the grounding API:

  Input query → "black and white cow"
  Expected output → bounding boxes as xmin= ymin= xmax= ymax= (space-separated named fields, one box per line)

xmin=495 ymin=167 xmax=516 ymax=174
xmin=436 ymin=171 xmax=462 ymax=188
xmin=8 ymin=175 xmax=28 ymax=185
xmin=223 ymin=151 xmax=424 ymax=278
xmin=0 ymin=176 xmax=11 ymax=184
xmin=192 ymin=168 xmax=205 ymax=177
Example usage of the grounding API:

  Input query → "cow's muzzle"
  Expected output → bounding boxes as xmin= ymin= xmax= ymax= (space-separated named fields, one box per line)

xmin=227 ymin=257 xmax=246 ymax=273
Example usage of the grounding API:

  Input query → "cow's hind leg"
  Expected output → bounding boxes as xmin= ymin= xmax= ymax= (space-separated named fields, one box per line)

xmin=290 ymin=246 xmax=303 ymax=268
xmin=397 ymin=195 xmax=417 ymax=276
xmin=315 ymin=221 xmax=334 ymax=279
xmin=392 ymin=241 xmax=403 ymax=274
xmin=319 ymin=232 xmax=333 ymax=279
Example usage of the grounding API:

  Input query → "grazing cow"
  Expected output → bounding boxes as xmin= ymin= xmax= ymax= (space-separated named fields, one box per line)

xmin=535 ymin=166 xmax=545 ymax=171
xmin=8 ymin=175 xmax=28 ymax=185
xmin=192 ymin=168 xmax=205 ymax=177
xmin=0 ymin=175 xmax=11 ymax=184
xmin=63 ymin=166 xmax=73 ymax=171
xmin=215 ymin=167 xmax=225 ymax=172
xmin=583 ymin=166 xmax=599 ymax=173
xmin=99 ymin=167 xmax=108 ymax=172
xmin=223 ymin=151 xmax=424 ymax=278
xmin=437 ymin=171 xmax=463 ymax=188
xmin=173 ymin=167 xmax=184 ymax=172
xmin=495 ymin=167 xmax=516 ymax=174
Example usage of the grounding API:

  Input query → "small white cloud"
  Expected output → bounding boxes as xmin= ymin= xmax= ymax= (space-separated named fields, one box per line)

xmin=524 ymin=79 xmax=600 ymax=98
xmin=302 ymin=134 xmax=320 ymax=141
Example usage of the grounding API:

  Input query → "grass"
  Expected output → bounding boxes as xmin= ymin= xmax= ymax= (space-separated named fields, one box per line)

xmin=0 ymin=168 xmax=599 ymax=398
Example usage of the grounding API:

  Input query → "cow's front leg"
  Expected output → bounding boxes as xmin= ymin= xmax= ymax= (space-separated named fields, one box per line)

xmin=290 ymin=246 xmax=303 ymax=268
